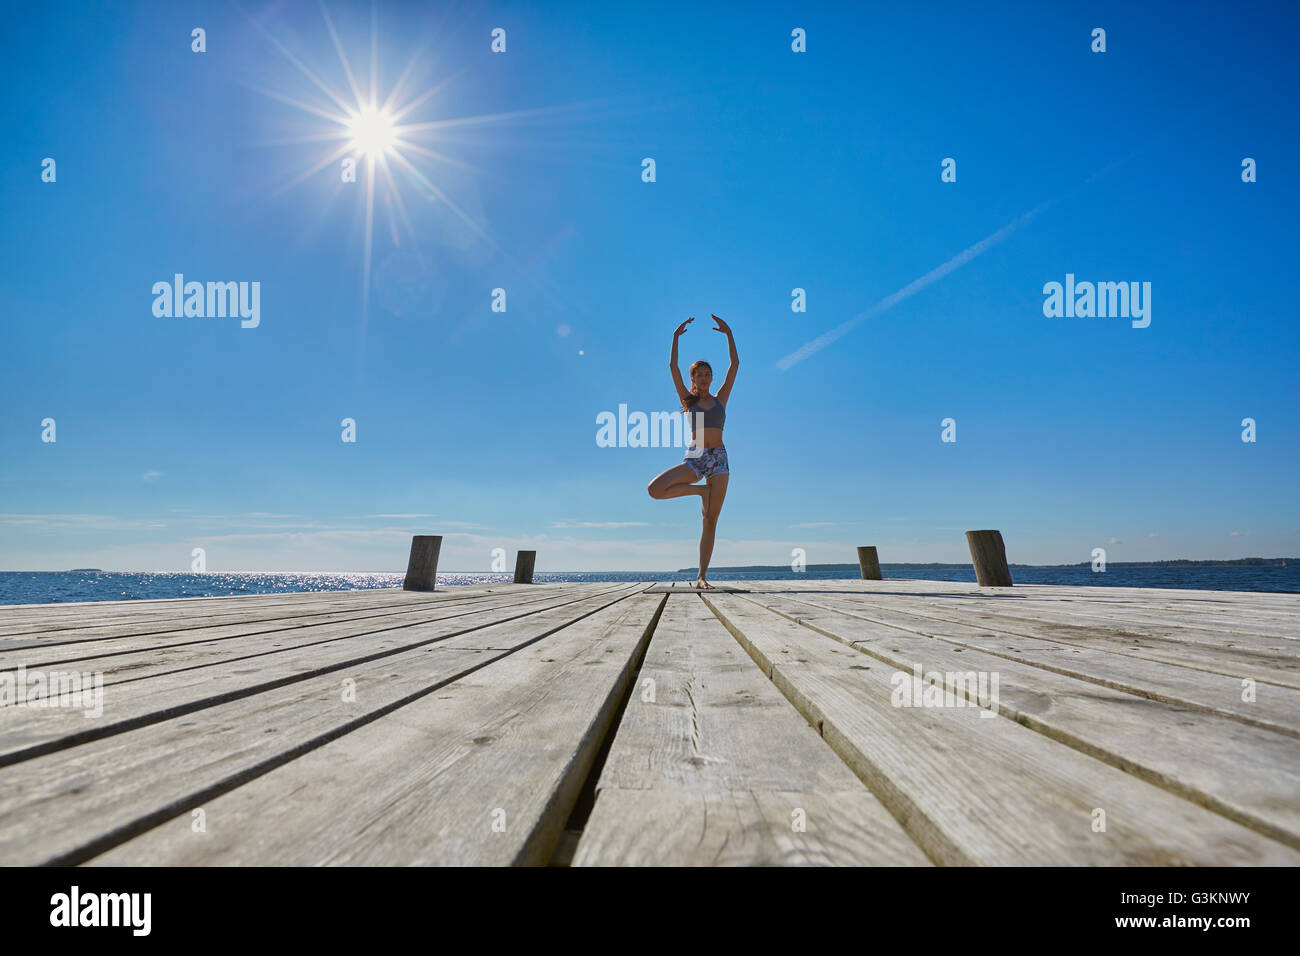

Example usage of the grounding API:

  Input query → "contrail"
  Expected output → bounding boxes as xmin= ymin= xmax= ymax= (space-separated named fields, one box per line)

xmin=775 ymin=155 xmax=1138 ymax=372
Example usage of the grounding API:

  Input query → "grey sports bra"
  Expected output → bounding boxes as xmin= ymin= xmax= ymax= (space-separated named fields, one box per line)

xmin=686 ymin=396 xmax=725 ymax=431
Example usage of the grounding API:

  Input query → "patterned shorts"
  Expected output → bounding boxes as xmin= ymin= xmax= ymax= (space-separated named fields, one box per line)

xmin=685 ymin=444 xmax=729 ymax=479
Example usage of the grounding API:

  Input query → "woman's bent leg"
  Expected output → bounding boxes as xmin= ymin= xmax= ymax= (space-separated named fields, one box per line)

xmin=648 ymin=463 xmax=705 ymax=500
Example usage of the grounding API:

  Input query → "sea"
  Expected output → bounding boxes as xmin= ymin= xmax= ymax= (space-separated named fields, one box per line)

xmin=1 ymin=563 xmax=1297 ymax=605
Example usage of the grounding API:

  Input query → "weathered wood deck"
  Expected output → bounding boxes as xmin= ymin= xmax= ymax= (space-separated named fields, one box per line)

xmin=1 ymin=578 xmax=1297 ymax=866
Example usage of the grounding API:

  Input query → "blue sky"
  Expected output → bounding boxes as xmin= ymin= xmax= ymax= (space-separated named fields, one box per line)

xmin=2 ymin=0 xmax=1297 ymax=572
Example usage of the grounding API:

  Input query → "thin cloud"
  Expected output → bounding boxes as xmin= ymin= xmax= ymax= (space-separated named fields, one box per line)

xmin=360 ymin=513 xmax=439 ymax=519
xmin=551 ymin=520 xmax=652 ymax=529
xmin=0 ymin=514 xmax=169 ymax=531
xmin=776 ymin=154 xmax=1138 ymax=371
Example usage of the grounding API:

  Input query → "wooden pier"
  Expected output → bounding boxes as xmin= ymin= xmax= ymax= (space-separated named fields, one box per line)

xmin=0 ymin=578 xmax=1297 ymax=866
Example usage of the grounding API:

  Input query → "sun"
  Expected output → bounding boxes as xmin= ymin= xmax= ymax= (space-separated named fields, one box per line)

xmin=257 ymin=3 xmax=615 ymax=333
xmin=346 ymin=107 xmax=397 ymax=158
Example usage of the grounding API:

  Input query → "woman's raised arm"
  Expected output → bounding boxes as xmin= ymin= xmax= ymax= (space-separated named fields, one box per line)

xmin=713 ymin=314 xmax=739 ymax=403
xmin=670 ymin=317 xmax=693 ymax=402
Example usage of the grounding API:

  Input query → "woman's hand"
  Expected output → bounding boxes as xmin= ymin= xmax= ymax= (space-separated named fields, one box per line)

xmin=674 ymin=317 xmax=695 ymax=337
xmin=711 ymin=314 xmax=731 ymax=335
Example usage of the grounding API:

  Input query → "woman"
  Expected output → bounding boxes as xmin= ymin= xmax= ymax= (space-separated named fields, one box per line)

xmin=647 ymin=314 xmax=738 ymax=590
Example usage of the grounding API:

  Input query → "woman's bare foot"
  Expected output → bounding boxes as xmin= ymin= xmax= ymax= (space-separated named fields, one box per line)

xmin=693 ymin=578 xmax=715 ymax=590
xmin=698 ymin=482 xmax=711 ymax=517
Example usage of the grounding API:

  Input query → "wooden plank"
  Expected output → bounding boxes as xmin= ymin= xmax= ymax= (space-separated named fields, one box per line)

xmin=0 ymin=581 xmax=555 ymax=618
xmin=941 ymin=590 xmax=1300 ymax=628
xmin=0 ymin=584 xmax=639 ymax=766
xmin=0 ymin=586 xmax=648 ymax=864
xmin=754 ymin=590 xmax=1300 ymax=737
xmin=732 ymin=590 xmax=1300 ymax=849
xmin=697 ymin=593 xmax=1300 ymax=865
xmin=848 ymin=588 xmax=1300 ymax=641
xmin=642 ymin=582 xmax=750 ymax=593
xmin=0 ymin=583 xmax=613 ymax=675
xmin=643 ymin=581 xmax=691 ymax=593
xmin=0 ymin=584 xmax=527 ymax=639
xmin=573 ymin=594 xmax=929 ymax=866
xmin=793 ymin=584 xmax=1300 ymax=661
xmin=0 ymin=584 xmax=453 ymax=618
xmin=574 ymin=788 xmax=922 ymax=866
xmin=817 ymin=594 xmax=1300 ymax=688
xmin=748 ymin=578 xmax=1300 ymax=610
xmin=89 ymin=593 xmax=668 ymax=866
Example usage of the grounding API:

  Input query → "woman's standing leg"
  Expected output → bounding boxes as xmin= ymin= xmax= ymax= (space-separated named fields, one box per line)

xmin=696 ymin=473 xmax=729 ymax=587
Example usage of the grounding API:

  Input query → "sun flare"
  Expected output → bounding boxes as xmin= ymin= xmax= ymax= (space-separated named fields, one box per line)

xmin=346 ymin=107 xmax=397 ymax=158
xmin=259 ymin=3 xmax=604 ymax=330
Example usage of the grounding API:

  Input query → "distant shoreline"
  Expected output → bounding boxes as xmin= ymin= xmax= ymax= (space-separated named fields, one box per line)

xmin=677 ymin=558 xmax=1296 ymax=572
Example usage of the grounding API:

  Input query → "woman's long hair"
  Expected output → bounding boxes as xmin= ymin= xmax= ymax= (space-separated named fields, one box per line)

xmin=681 ymin=360 xmax=712 ymax=412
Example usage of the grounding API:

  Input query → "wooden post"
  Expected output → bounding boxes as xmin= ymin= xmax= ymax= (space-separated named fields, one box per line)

xmin=966 ymin=530 xmax=1012 ymax=587
xmin=513 ymin=550 xmax=537 ymax=584
xmin=402 ymin=535 xmax=442 ymax=591
xmin=856 ymin=546 xmax=882 ymax=580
